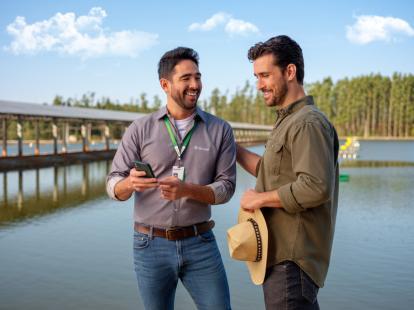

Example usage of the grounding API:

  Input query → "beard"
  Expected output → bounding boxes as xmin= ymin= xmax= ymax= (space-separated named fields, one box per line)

xmin=266 ymin=80 xmax=288 ymax=107
xmin=171 ymin=89 xmax=200 ymax=110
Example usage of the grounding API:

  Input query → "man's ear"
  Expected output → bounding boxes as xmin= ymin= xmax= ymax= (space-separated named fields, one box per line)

xmin=285 ymin=64 xmax=297 ymax=82
xmin=160 ymin=78 xmax=170 ymax=93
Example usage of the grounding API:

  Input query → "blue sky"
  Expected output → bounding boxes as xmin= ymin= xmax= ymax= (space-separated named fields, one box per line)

xmin=0 ymin=0 xmax=413 ymax=105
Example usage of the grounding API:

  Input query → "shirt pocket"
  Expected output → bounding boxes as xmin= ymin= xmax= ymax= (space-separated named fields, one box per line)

xmin=266 ymin=142 xmax=284 ymax=175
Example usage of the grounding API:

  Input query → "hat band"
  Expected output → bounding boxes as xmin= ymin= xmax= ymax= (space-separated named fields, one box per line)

xmin=247 ymin=218 xmax=262 ymax=262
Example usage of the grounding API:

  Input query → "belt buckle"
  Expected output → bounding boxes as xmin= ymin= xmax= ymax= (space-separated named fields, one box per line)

xmin=166 ymin=227 xmax=181 ymax=240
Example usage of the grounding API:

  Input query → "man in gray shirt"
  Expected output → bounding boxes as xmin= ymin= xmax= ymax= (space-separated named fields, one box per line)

xmin=106 ymin=47 xmax=236 ymax=310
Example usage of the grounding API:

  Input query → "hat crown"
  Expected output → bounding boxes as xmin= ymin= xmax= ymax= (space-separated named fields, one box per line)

xmin=227 ymin=221 xmax=259 ymax=261
xmin=227 ymin=209 xmax=269 ymax=285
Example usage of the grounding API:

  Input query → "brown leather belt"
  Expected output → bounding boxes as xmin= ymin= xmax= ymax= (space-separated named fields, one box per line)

xmin=134 ymin=220 xmax=215 ymax=241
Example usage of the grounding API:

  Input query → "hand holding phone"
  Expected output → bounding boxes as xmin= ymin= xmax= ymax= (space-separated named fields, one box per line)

xmin=134 ymin=160 xmax=156 ymax=178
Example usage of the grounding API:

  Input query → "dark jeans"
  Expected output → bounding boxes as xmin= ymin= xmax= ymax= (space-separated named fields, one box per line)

xmin=263 ymin=261 xmax=320 ymax=310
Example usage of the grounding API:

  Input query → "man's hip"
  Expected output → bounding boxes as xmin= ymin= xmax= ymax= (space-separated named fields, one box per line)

xmin=263 ymin=261 xmax=319 ymax=310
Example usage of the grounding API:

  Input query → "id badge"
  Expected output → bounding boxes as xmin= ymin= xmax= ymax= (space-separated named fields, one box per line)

xmin=172 ymin=166 xmax=185 ymax=181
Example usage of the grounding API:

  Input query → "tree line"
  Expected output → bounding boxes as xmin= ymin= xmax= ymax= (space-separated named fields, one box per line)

xmin=308 ymin=73 xmax=414 ymax=137
xmin=3 ymin=73 xmax=414 ymax=139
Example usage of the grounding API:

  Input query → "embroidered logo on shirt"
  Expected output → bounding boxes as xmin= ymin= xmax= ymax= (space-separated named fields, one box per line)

xmin=194 ymin=145 xmax=210 ymax=152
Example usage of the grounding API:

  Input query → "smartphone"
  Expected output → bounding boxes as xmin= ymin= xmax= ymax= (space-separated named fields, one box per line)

xmin=134 ymin=160 xmax=156 ymax=178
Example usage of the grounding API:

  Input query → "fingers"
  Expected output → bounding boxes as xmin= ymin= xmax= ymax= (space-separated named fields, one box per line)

xmin=242 ymin=207 xmax=254 ymax=213
xmin=159 ymin=184 xmax=175 ymax=191
xmin=160 ymin=191 xmax=174 ymax=200
xmin=129 ymin=168 xmax=158 ymax=192
xmin=159 ymin=181 xmax=180 ymax=200
xmin=159 ymin=176 xmax=179 ymax=185
xmin=160 ymin=188 xmax=176 ymax=200
xmin=130 ymin=169 xmax=149 ymax=178
xmin=159 ymin=185 xmax=178 ymax=195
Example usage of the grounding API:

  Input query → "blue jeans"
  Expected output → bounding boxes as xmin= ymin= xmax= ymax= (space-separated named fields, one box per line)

xmin=133 ymin=229 xmax=231 ymax=310
xmin=263 ymin=261 xmax=320 ymax=310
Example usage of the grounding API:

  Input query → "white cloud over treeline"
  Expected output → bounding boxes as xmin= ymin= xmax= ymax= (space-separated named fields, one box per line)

xmin=347 ymin=15 xmax=414 ymax=44
xmin=5 ymin=7 xmax=159 ymax=58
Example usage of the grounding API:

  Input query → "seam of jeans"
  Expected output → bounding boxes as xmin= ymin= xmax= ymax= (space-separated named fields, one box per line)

xmin=300 ymin=269 xmax=305 ymax=303
xmin=300 ymin=269 xmax=317 ymax=304
xmin=176 ymin=240 xmax=183 ymax=270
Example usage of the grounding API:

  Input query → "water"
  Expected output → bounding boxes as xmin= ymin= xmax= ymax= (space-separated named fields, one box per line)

xmin=0 ymin=141 xmax=414 ymax=309
xmin=0 ymin=142 xmax=119 ymax=156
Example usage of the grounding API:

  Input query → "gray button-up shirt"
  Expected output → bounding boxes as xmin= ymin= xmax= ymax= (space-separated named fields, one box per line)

xmin=106 ymin=106 xmax=236 ymax=228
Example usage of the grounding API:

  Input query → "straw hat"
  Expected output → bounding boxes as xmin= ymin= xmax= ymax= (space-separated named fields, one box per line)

xmin=227 ymin=208 xmax=268 ymax=285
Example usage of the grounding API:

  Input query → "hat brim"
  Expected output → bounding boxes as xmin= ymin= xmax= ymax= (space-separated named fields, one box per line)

xmin=238 ymin=208 xmax=268 ymax=285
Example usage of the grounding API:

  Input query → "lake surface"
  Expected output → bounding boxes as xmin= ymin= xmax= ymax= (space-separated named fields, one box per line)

xmin=1 ymin=141 xmax=414 ymax=309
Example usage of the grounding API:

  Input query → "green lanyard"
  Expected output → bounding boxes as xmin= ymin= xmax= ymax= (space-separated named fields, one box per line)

xmin=163 ymin=116 xmax=197 ymax=166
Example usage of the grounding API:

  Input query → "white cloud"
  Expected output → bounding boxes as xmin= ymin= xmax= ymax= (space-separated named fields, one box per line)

xmin=4 ymin=7 xmax=159 ymax=58
xmin=188 ymin=12 xmax=259 ymax=36
xmin=225 ymin=18 xmax=259 ymax=36
xmin=188 ymin=12 xmax=230 ymax=31
xmin=347 ymin=15 xmax=414 ymax=44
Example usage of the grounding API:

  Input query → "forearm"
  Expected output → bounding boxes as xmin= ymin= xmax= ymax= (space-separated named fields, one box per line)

xmin=241 ymin=189 xmax=283 ymax=211
xmin=184 ymin=183 xmax=215 ymax=204
xmin=114 ymin=177 xmax=134 ymax=201
xmin=257 ymin=190 xmax=283 ymax=208
xmin=236 ymin=143 xmax=261 ymax=177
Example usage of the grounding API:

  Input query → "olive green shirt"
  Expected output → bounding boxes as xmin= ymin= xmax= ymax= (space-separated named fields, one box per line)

xmin=256 ymin=96 xmax=339 ymax=288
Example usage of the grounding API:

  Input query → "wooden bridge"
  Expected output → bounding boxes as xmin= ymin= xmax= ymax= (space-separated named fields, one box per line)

xmin=0 ymin=100 xmax=272 ymax=171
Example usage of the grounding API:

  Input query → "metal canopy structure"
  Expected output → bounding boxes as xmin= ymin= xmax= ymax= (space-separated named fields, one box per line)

xmin=0 ymin=100 xmax=272 ymax=130
xmin=0 ymin=99 xmax=272 ymax=160
xmin=0 ymin=100 xmax=145 ymax=122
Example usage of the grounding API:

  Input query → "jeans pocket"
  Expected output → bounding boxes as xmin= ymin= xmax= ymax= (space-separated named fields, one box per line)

xmin=197 ymin=230 xmax=215 ymax=242
xmin=133 ymin=232 xmax=149 ymax=250
xmin=300 ymin=269 xmax=319 ymax=304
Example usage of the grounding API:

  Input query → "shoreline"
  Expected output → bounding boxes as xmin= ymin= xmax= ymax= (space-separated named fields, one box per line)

xmin=338 ymin=136 xmax=414 ymax=141
xmin=3 ymin=137 xmax=414 ymax=144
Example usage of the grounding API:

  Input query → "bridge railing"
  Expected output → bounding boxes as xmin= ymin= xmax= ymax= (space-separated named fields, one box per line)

xmin=230 ymin=122 xmax=272 ymax=145
xmin=1 ymin=100 xmax=272 ymax=158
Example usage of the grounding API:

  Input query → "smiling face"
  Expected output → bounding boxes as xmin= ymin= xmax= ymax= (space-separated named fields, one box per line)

xmin=161 ymin=59 xmax=202 ymax=112
xmin=253 ymin=53 xmax=288 ymax=107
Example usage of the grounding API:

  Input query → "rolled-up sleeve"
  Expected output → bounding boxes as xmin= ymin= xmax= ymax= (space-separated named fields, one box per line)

xmin=106 ymin=122 xmax=141 ymax=201
xmin=278 ymin=120 xmax=336 ymax=214
xmin=207 ymin=123 xmax=236 ymax=204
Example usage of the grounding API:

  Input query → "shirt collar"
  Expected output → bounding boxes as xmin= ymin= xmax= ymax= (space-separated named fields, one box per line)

xmin=155 ymin=105 xmax=207 ymax=123
xmin=276 ymin=96 xmax=314 ymax=117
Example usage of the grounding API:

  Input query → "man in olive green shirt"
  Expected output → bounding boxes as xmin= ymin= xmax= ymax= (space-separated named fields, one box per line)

xmin=237 ymin=35 xmax=339 ymax=309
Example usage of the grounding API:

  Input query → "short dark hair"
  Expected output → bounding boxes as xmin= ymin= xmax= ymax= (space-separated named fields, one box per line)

xmin=158 ymin=47 xmax=199 ymax=80
xmin=247 ymin=35 xmax=304 ymax=85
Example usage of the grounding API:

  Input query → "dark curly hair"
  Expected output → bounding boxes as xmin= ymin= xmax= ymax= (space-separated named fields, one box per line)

xmin=247 ymin=35 xmax=304 ymax=85
xmin=158 ymin=47 xmax=199 ymax=80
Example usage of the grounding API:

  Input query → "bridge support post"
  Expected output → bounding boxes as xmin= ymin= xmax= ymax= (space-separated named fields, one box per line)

xmin=81 ymin=123 xmax=89 ymax=152
xmin=34 ymin=120 xmax=40 ymax=155
xmin=17 ymin=117 xmax=23 ymax=157
xmin=62 ymin=122 xmax=68 ymax=153
xmin=2 ymin=118 xmax=7 ymax=157
xmin=52 ymin=119 xmax=58 ymax=155
xmin=104 ymin=123 xmax=110 ymax=151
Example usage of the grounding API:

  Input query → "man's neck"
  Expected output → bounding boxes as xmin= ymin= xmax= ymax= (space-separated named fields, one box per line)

xmin=166 ymin=101 xmax=196 ymax=120
xmin=280 ymin=85 xmax=306 ymax=109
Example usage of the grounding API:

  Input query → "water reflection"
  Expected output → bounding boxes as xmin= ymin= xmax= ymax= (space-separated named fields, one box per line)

xmin=0 ymin=161 xmax=111 ymax=225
